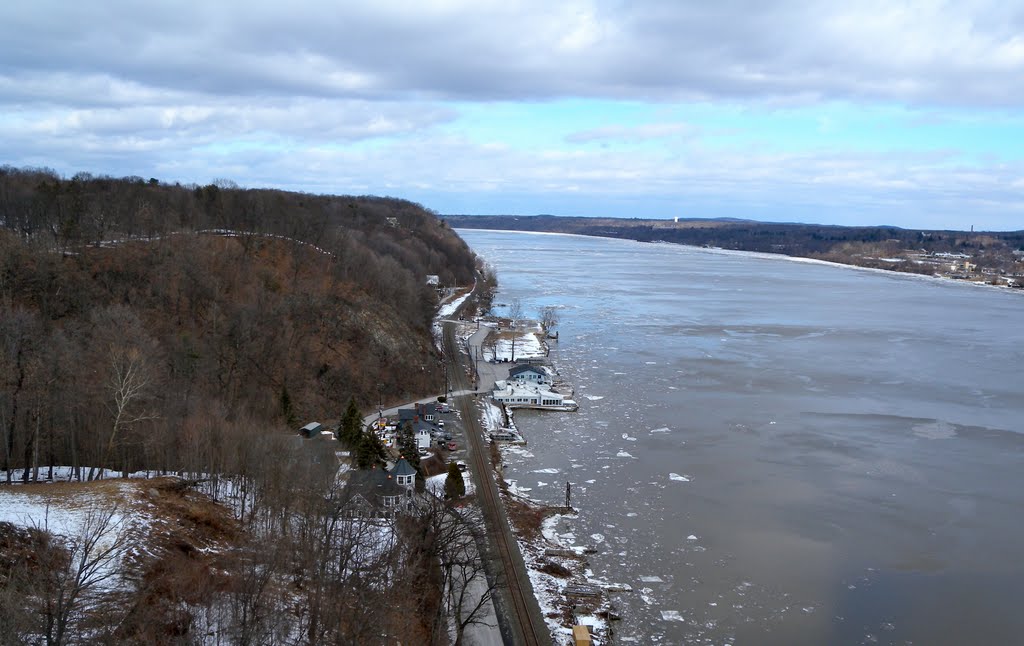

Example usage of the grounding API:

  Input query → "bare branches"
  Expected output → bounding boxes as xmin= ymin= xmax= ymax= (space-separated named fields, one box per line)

xmin=30 ymin=502 xmax=132 ymax=646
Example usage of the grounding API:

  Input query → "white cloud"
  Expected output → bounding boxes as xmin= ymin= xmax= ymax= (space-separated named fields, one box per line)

xmin=1 ymin=1 xmax=1022 ymax=229
xmin=2 ymin=1 xmax=1023 ymax=105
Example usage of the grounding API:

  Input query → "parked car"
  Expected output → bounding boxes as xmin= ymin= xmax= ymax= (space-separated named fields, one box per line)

xmin=447 ymin=441 xmax=457 ymax=451
xmin=437 ymin=420 xmax=445 ymax=428
xmin=456 ymin=461 xmax=467 ymax=472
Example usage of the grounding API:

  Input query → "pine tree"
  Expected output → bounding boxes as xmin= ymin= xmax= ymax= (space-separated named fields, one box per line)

xmin=280 ymin=385 xmax=296 ymax=427
xmin=397 ymin=421 xmax=420 ymax=473
xmin=340 ymin=397 xmax=362 ymax=446
xmin=444 ymin=461 xmax=466 ymax=500
xmin=354 ymin=428 xmax=385 ymax=469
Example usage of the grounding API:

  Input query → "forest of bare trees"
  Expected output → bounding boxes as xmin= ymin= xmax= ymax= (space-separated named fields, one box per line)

xmin=0 ymin=166 xmax=480 ymax=483
xmin=0 ymin=166 xmax=492 ymax=643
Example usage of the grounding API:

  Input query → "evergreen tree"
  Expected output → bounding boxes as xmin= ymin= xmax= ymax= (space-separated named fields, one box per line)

xmin=354 ymin=428 xmax=386 ymax=469
xmin=280 ymin=384 xmax=296 ymax=427
xmin=398 ymin=421 xmax=420 ymax=473
xmin=444 ymin=461 xmax=466 ymax=500
xmin=340 ymin=397 xmax=362 ymax=446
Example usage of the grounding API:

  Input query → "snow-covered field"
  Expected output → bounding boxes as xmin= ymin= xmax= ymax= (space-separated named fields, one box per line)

xmin=486 ymin=325 xmax=547 ymax=362
xmin=0 ymin=479 xmax=158 ymax=594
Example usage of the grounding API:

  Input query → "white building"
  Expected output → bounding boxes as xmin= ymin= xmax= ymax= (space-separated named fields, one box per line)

xmin=492 ymin=381 xmax=571 ymax=408
xmin=416 ymin=428 xmax=432 ymax=449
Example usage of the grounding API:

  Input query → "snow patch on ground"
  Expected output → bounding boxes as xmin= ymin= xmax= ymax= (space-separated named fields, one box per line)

xmin=437 ymin=291 xmax=471 ymax=319
xmin=0 ymin=480 xmax=157 ymax=593
xmin=486 ymin=324 xmax=547 ymax=362
xmin=425 ymin=469 xmax=476 ymax=497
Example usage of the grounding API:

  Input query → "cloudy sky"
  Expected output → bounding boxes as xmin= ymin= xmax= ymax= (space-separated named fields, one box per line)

xmin=3 ymin=1 xmax=1023 ymax=230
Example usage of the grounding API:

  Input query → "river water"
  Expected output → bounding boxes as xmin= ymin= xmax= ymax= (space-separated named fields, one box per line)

xmin=458 ymin=229 xmax=1024 ymax=645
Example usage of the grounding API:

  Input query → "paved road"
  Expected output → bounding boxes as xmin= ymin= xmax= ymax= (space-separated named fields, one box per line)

xmin=443 ymin=320 xmax=550 ymax=646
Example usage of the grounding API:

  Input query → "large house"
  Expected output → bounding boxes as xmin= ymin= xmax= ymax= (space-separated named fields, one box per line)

xmin=508 ymin=364 xmax=554 ymax=387
xmin=342 ymin=457 xmax=419 ymax=517
xmin=398 ymin=403 xmax=437 ymax=424
xmin=396 ymin=403 xmax=443 ymax=445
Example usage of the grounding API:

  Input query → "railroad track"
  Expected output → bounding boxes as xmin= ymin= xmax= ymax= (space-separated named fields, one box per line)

xmin=443 ymin=322 xmax=550 ymax=646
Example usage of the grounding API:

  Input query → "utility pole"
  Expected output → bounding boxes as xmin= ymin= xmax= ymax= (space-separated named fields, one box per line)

xmin=565 ymin=481 xmax=572 ymax=511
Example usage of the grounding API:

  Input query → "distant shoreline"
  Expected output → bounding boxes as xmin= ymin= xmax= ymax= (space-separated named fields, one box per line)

xmin=456 ymin=227 xmax=1024 ymax=295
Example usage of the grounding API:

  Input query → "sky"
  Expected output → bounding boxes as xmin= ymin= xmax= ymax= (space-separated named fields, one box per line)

xmin=2 ymin=0 xmax=1023 ymax=230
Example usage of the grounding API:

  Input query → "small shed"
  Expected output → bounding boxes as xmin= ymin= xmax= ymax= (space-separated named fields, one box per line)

xmin=299 ymin=422 xmax=324 ymax=438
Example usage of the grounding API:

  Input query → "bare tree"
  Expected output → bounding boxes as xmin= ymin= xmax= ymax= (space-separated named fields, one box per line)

xmin=507 ymin=298 xmax=523 ymax=362
xmin=91 ymin=343 xmax=158 ymax=481
xmin=539 ymin=305 xmax=560 ymax=333
xmin=33 ymin=503 xmax=131 ymax=646
xmin=417 ymin=497 xmax=500 ymax=645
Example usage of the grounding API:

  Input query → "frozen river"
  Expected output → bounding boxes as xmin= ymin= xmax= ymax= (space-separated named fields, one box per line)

xmin=459 ymin=229 xmax=1024 ymax=645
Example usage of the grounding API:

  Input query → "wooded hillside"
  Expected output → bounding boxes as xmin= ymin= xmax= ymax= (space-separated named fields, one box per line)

xmin=0 ymin=166 xmax=479 ymax=481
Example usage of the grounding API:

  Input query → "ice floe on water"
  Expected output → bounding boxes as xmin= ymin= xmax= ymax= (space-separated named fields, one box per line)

xmin=617 ymin=451 xmax=635 ymax=458
xmin=669 ymin=473 xmax=691 ymax=482
xmin=584 ymin=395 xmax=605 ymax=401
xmin=590 ymin=533 xmax=605 ymax=543
xmin=533 ymin=468 xmax=560 ymax=474
xmin=506 ymin=480 xmax=532 ymax=494
xmin=912 ymin=420 xmax=957 ymax=440
xmin=687 ymin=534 xmax=698 ymax=541
xmin=660 ymin=610 xmax=685 ymax=622
xmin=650 ymin=427 xmax=672 ymax=434
xmin=622 ymin=433 xmax=638 ymax=441
xmin=640 ymin=575 xmax=664 ymax=583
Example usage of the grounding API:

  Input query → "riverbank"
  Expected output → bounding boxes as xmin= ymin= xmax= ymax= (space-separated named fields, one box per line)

xmin=458 ymin=228 xmax=1024 ymax=644
xmin=472 ymin=394 xmax=618 ymax=645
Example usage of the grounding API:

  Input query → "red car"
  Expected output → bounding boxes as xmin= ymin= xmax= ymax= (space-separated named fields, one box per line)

xmin=447 ymin=441 xmax=457 ymax=451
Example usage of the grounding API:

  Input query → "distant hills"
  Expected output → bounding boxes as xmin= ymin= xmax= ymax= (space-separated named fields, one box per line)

xmin=445 ymin=214 xmax=1024 ymax=285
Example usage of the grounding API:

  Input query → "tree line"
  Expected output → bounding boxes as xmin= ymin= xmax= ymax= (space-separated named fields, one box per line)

xmin=0 ymin=166 xmax=481 ymax=482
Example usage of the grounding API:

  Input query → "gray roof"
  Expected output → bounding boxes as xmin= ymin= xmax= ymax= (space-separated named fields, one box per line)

xmin=347 ymin=465 xmax=403 ymax=501
xmin=509 ymin=364 xmax=546 ymax=376
xmin=390 ymin=457 xmax=417 ymax=478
